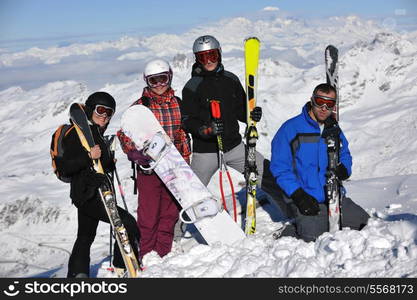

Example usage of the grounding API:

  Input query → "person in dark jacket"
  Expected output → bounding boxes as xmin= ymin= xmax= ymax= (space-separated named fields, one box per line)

xmin=118 ymin=59 xmax=191 ymax=260
xmin=270 ymin=83 xmax=369 ymax=242
xmin=57 ymin=92 xmax=139 ymax=278
xmin=181 ymin=35 xmax=288 ymax=217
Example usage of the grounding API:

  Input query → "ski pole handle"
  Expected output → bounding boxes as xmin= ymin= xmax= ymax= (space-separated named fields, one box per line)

xmin=210 ymin=100 xmax=221 ymax=119
xmin=210 ymin=100 xmax=224 ymax=151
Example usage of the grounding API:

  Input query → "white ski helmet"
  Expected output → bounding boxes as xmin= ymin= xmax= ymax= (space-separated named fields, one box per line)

xmin=143 ymin=59 xmax=173 ymax=88
xmin=192 ymin=35 xmax=221 ymax=54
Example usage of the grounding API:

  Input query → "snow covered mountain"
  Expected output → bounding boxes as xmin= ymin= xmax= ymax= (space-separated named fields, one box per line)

xmin=1 ymin=10 xmax=417 ymax=278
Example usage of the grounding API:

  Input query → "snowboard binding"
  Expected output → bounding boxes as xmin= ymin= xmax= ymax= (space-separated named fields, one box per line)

xmin=180 ymin=197 xmax=220 ymax=224
xmin=140 ymin=131 xmax=172 ymax=171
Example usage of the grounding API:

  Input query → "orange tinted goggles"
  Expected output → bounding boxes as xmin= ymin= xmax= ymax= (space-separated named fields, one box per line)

xmin=311 ymin=95 xmax=336 ymax=110
xmin=195 ymin=49 xmax=219 ymax=65
xmin=95 ymin=105 xmax=114 ymax=117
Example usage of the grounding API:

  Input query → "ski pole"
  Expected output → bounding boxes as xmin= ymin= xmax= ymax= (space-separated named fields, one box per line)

xmin=106 ymin=134 xmax=129 ymax=211
xmin=210 ymin=100 xmax=237 ymax=222
xmin=109 ymin=227 xmax=113 ymax=268
xmin=114 ymin=167 xmax=129 ymax=212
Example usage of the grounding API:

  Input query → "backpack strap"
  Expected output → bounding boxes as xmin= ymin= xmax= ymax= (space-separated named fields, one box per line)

xmin=140 ymin=95 xmax=180 ymax=107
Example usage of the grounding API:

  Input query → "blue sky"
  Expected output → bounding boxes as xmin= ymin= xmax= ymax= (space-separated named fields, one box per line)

xmin=1 ymin=0 xmax=416 ymax=50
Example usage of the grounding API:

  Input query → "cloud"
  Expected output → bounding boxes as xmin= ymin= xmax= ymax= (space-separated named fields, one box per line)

xmin=0 ymin=36 xmax=142 ymax=67
xmin=0 ymin=12 xmax=403 ymax=92
xmin=262 ymin=6 xmax=279 ymax=12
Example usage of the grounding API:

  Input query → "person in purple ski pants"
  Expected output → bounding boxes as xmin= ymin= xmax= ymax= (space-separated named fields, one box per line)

xmin=118 ymin=59 xmax=191 ymax=260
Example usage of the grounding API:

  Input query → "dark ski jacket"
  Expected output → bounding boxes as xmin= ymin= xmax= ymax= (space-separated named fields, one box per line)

xmin=270 ymin=103 xmax=352 ymax=203
xmin=181 ymin=62 xmax=247 ymax=153
xmin=58 ymin=123 xmax=115 ymax=207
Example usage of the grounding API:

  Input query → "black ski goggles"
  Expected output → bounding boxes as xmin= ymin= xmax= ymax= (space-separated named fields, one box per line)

xmin=311 ymin=94 xmax=337 ymax=110
xmin=94 ymin=105 xmax=114 ymax=118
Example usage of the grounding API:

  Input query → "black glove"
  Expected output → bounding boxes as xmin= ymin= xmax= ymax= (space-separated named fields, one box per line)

xmin=322 ymin=117 xmax=340 ymax=138
xmin=70 ymin=170 xmax=107 ymax=207
xmin=334 ymin=163 xmax=349 ymax=181
xmin=250 ymin=106 xmax=262 ymax=122
xmin=291 ymin=188 xmax=320 ymax=216
xmin=198 ymin=119 xmax=224 ymax=138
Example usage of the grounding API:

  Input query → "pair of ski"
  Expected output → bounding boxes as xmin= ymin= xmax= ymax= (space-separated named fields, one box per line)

xmin=207 ymin=37 xmax=261 ymax=235
xmin=325 ymin=45 xmax=342 ymax=233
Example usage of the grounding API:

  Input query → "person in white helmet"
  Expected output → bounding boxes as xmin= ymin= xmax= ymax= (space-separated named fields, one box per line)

xmin=117 ymin=59 xmax=190 ymax=259
xmin=181 ymin=35 xmax=290 ymax=219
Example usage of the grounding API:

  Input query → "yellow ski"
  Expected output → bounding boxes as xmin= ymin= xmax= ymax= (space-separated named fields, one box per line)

xmin=244 ymin=37 xmax=260 ymax=235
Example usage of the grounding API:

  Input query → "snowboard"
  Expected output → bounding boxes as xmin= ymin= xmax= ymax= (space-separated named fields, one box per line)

xmin=120 ymin=104 xmax=245 ymax=246
xmin=70 ymin=103 xmax=141 ymax=278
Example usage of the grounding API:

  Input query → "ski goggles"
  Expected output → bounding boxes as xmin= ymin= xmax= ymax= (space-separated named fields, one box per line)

xmin=94 ymin=105 xmax=114 ymax=118
xmin=311 ymin=94 xmax=337 ymax=110
xmin=145 ymin=72 xmax=171 ymax=88
xmin=195 ymin=49 xmax=219 ymax=65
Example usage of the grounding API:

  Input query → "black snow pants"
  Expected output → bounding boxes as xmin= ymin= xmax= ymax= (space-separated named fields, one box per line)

xmin=67 ymin=195 xmax=139 ymax=278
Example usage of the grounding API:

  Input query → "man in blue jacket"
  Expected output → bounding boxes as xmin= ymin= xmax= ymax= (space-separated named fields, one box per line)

xmin=270 ymin=83 xmax=369 ymax=242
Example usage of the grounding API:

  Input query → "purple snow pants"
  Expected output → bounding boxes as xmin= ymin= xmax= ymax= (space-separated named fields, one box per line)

xmin=136 ymin=171 xmax=179 ymax=259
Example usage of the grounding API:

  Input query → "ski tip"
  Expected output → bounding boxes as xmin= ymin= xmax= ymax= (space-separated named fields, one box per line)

xmin=244 ymin=36 xmax=260 ymax=43
xmin=325 ymin=45 xmax=339 ymax=53
xmin=69 ymin=102 xmax=85 ymax=112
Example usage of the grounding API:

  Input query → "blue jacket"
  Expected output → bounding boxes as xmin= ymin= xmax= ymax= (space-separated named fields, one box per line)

xmin=270 ymin=103 xmax=352 ymax=203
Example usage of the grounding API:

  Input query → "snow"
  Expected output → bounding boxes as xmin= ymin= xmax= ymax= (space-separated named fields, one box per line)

xmin=0 ymin=11 xmax=417 ymax=278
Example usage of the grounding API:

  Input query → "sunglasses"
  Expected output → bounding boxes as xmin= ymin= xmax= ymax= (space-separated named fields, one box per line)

xmin=195 ymin=49 xmax=219 ymax=65
xmin=94 ymin=105 xmax=114 ymax=118
xmin=145 ymin=72 xmax=171 ymax=88
xmin=311 ymin=94 xmax=337 ymax=110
